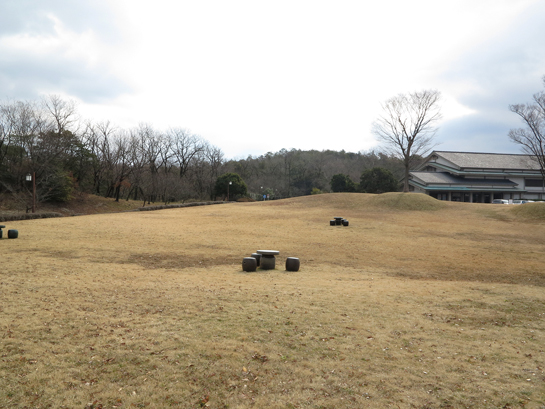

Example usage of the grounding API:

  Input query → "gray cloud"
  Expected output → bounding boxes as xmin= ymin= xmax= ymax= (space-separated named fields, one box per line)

xmin=0 ymin=0 xmax=120 ymax=39
xmin=437 ymin=116 xmax=521 ymax=154
xmin=0 ymin=55 xmax=132 ymax=103
xmin=0 ymin=1 xmax=131 ymax=102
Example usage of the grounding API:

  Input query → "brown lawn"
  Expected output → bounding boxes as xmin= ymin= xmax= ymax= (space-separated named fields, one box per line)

xmin=1 ymin=193 xmax=545 ymax=408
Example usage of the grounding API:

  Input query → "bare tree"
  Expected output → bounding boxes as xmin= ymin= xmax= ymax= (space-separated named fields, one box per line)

xmin=169 ymin=128 xmax=205 ymax=179
xmin=82 ymin=121 xmax=117 ymax=195
xmin=135 ymin=124 xmax=176 ymax=203
xmin=110 ymin=131 xmax=134 ymax=202
xmin=190 ymin=142 xmax=224 ymax=200
xmin=509 ymin=77 xmax=545 ymax=182
xmin=372 ymin=89 xmax=442 ymax=192
xmin=42 ymin=94 xmax=78 ymax=135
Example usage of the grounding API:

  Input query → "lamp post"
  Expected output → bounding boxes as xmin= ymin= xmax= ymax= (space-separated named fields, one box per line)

xmin=227 ymin=181 xmax=232 ymax=201
xmin=25 ymin=172 xmax=36 ymax=213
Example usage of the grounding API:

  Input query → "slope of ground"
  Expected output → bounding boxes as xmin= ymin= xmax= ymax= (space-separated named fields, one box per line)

xmin=0 ymin=192 xmax=146 ymax=218
xmin=510 ymin=201 xmax=545 ymax=220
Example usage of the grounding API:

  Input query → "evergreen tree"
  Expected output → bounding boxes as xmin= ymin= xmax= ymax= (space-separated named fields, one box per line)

xmin=330 ymin=173 xmax=356 ymax=192
xmin=359 ymin=167 xmax=399 ymax=193
xmin=214 ymin=172 xmax=247 ymax=200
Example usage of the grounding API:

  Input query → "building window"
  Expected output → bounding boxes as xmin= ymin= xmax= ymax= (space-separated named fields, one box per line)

xmin=525 ymin=178 xmax=544 ymax=187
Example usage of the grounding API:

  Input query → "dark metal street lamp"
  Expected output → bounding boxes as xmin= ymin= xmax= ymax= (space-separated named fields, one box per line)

xmin=26 ymin=172 xmax=36 ymax=213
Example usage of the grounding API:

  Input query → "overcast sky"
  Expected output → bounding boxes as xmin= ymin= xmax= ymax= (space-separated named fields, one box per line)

xmin=1 ymin=0 xmax=544 ymax=159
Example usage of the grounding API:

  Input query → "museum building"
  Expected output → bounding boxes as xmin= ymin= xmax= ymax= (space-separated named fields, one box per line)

xmin=408 ymin=151 xmax=545 ymax=202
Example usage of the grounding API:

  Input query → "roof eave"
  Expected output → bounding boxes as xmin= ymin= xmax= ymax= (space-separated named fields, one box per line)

xmin=425 ymin=162 xmax=541 ymax=176
xmin=409 ymin=180 xmax=523 ymax=192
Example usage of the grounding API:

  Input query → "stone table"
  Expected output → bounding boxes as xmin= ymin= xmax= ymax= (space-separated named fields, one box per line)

xmin=256 ymin=249 xmax=280 ymax=270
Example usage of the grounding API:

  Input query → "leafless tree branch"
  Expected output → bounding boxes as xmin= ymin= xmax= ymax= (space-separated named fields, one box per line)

xmin=372 ymin=89 xmax=442 ymax=192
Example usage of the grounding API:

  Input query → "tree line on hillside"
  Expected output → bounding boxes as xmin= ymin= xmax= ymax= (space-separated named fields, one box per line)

xmin=221 ymin=149 xmax=405 ymax=199
xmin=0 ymin=95 xmax=408 ymax=210
xmin=0 ymin=96 xmax=225 ymax=208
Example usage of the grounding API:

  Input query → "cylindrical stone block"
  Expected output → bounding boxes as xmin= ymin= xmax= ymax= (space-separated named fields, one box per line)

xmin=7 ymin=229 xmax=18 ymax=239
xmin=342 ymin=220 xmax=349 ymax=226
xmin=251 ymin=253 xmax=261 ymax=267
xmin=286 ymin=257 xmax=300 ymax=272
xmin=330 ymin=220 xmax=335 ymax=226
xmin=260 ymin=255 xmax=276 ymax=270
xmin=242 ymin=257 xmax=257 ymax=272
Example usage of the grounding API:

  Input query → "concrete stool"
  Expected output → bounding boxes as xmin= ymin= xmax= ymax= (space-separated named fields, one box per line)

xmin=342 ymin=219 xmax=349 ymax=226
xmin=242 ymin=257 xmax=257 ymax=272
xmin=7 ymin=229 xmax=18 ymax=239
xmin=257 ymin=250 xmax=279 ymax=270
xmin=285 ymin=257 xmax=300 ymax=272
xmin=251 ymin=253 xmax=262 ymax=267
xmin=329 ymin=220 xmax=335 ymax=226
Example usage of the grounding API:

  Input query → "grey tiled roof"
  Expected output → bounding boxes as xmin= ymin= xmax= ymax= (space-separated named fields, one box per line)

xmin=434 ymin=151 xmax=539 ymax=170
xmin=411 ymin=172 xmax=517 ymax=186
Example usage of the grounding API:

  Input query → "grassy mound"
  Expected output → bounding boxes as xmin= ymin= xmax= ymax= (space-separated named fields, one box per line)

xmin=510 ymin=202 xmax=545 ymax=220
xmin=369 ymin=192 xmax=447 ymax=211
xmin=266 ymin=192 xmax=447 ymax=212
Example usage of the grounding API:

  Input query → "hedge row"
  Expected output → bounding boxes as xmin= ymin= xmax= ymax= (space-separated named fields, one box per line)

xmin=0 ymin=212 xmax=64 ymax=222
xmin=130 ymin=201 xmax=226 ymax=212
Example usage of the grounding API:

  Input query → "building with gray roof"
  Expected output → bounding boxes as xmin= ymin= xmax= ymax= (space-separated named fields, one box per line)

xmin=408 ymin=151 xmax=544 ymax=202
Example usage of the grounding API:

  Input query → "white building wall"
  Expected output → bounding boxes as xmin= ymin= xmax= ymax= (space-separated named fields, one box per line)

xmin=413 ymin=186 xmax=427 ymax=194
xmin=510 ymin=176 xmax=525 ymax=187
xmin=522 ymin=189 xmax=544 ymax=200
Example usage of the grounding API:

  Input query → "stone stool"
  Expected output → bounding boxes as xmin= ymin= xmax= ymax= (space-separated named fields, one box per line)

xmin=285 ymin=257 xmax=300 ymax=272
xmin=251 ymin=253 xmax=262 ymax=267
xmin=257 ymin=250 xmax=279 ymax=270
xmin=242 ymin=257 xmax=257 ymax=272
xmin=342 ymin=219 xmax=349 ymax=226
xmin=7 ymin=229 xmax=18 ymax=239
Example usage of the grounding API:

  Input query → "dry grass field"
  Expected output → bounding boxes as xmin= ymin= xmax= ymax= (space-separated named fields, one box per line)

xmin=1 ymin=193 xmax=545 ymax=409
